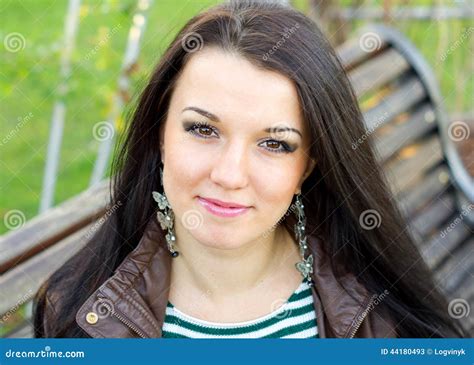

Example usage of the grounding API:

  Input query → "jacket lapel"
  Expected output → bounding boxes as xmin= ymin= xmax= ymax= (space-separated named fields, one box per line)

xmin=76 ymin=218 xmax=170 ymax=338
xmin=308 ymin=236 xmax=372 ymax=337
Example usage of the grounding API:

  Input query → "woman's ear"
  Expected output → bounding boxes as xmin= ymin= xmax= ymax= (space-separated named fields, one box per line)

xmin=305 ymin=158 xmax=317 ymax=179
xmin=296 ymin=158 xmax=317 ymax=194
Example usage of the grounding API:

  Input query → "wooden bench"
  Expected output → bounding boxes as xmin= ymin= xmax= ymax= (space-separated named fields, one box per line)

xmin=338 ymin=24 xmax=473 ymax=334
xmin=1 ymin=24 xmax=472 ymax=337
xmin=0 ymin=181 xmax=110 ymax=337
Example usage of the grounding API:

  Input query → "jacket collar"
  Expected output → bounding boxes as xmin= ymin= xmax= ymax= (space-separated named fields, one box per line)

xmin=76 ymin=217 xmax=372 ymax=338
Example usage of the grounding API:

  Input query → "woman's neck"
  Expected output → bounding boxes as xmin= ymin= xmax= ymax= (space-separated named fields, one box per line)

xmin=169 ymin=225 xmax=300 ymax=303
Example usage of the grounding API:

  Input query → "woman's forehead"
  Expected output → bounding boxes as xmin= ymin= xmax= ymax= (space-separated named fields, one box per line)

xmin=171 ymin=47 xmax=305 ymax=135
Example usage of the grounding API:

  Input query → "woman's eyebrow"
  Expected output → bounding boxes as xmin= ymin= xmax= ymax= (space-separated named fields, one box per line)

xmin=182 ymin=106 xmax=220 ymax=122
xmin=182 ymin=106 xmax=303 ymax=138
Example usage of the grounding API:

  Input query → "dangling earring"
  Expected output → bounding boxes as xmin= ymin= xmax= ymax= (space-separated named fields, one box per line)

xmin=152 ymin=166 xmax=179 ymax=257
xmin=294 ymin=193 xmax=314 ymax=286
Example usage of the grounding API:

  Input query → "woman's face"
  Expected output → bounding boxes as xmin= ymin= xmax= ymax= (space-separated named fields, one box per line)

xmin=160 ymin=47 xmax=315 ymax=249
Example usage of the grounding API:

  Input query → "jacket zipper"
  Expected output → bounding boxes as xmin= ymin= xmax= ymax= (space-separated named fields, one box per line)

xmin=348 ymin=294 xmax=376 ymax=338
xmin=97 ymin=298 xmax=149 ymax=338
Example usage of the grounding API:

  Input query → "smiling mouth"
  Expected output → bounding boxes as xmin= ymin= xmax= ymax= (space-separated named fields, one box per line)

xmin=197 ymin=197 xmax=251 ymax=218
xmin=198 ymin=196 xmax=250 ymax=209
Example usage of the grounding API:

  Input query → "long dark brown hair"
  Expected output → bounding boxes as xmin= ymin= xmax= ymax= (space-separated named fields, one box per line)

xmin=34 ymin=0 xmax=466 ymax=338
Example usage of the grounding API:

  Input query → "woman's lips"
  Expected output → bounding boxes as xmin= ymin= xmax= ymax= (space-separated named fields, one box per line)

xmin=197 ymin=197 xmax=250 ymax=218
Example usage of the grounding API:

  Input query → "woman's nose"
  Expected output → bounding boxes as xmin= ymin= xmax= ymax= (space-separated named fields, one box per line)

xmin=210 ymin=141 xmax=249 ymax=190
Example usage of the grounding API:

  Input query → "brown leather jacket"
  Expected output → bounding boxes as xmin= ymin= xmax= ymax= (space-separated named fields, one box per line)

xmin=38 ymin=218 xmax=398 ymax=338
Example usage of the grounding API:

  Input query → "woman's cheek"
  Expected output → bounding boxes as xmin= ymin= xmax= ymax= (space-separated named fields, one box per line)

xmin=165 ymin=141 xmax=214 ymax=192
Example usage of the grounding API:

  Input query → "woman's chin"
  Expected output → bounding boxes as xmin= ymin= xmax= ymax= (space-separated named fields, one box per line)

xmin=192 ymin=230 xmax=255 ymax=251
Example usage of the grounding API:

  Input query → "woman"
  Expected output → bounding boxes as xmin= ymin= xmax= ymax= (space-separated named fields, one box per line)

xmin=34 ymin=0 xmax=466 ymax=338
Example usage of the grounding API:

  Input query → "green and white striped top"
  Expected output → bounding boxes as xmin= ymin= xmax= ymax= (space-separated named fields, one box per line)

xmin=162 ymin=279 xmax=318 ymax=338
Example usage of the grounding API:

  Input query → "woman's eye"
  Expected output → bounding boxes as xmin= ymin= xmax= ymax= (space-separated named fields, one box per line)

xmin=261 ymin=140 xmax=293 ymax=154
xmin=186 ymin=122 xmax=217 ymax=138
xmin=185 ymin=122 xmax=294 ymax=154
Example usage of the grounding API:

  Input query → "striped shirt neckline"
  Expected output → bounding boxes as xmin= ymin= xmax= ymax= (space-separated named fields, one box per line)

xmin=162 ymin=279 xmax=318 ymax=338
